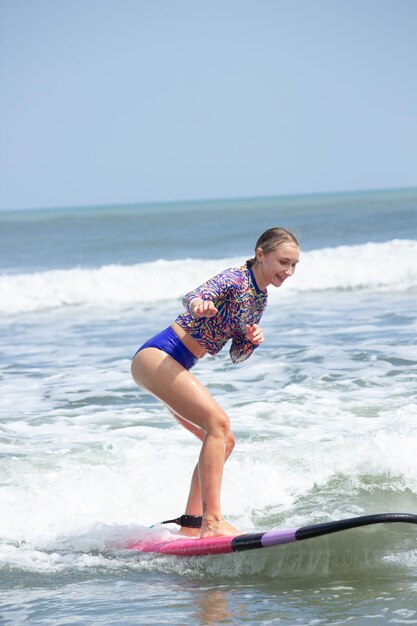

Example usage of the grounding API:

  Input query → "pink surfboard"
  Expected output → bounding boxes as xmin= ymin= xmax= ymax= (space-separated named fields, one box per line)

xmin=128 ymin=513 xmax=417 ymax=557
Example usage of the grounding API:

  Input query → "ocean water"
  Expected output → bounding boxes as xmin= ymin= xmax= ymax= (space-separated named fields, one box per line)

xmin=0 ymin=188 xmax=417 ymax=625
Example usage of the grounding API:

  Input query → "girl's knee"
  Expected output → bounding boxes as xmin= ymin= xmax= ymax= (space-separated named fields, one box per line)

xmin=226 ymin=431 xmax=236 ymax=455
xmin=208 ymin=409 xmax=231 ymax=438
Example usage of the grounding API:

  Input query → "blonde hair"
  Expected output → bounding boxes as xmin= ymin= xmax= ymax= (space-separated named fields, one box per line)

xmin=246 ymin=227 xmax=299 ymax=269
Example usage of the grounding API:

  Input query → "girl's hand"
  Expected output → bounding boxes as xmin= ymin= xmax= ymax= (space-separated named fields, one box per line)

xmin=191 ymin=299 xmax=218 ymax=318
xmin=246 ymin=323 xmax=264 ymax=345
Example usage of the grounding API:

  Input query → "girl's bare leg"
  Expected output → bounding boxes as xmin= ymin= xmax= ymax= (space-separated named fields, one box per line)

xmin=131 ymin=347 xmax=239 ymax=537
xmin=173 ymin=413 xmax=236 ymax=535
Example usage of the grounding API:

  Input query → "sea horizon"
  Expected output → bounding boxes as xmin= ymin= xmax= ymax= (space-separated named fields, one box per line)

xmin=2 ymin=184 xmax=417 ymax=216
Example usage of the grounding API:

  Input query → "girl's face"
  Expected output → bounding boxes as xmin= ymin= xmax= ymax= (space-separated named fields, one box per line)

xmin=254 ymin=243 xmax=300 ymax=290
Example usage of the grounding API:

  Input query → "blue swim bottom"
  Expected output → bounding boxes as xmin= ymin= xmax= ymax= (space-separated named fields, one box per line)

xmin=134 ymin=326 xmax=198 ymax=370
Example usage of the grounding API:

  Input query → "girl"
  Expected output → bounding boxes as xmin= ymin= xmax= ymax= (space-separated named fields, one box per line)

xmin=131 ymin=227 xmax=300 ymax=538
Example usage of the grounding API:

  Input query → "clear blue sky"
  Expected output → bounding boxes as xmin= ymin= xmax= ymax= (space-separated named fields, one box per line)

xmin=1 ymin=0 xmax=416 ymax=210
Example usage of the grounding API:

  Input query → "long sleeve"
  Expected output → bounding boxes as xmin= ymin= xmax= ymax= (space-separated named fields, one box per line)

xmin=182 ymin=269 xmax=240 ymax=314
xmin=229 ymin=335 xmax=258 ymax=363
xmin=175 ymin=266 xmax=268 ymax=360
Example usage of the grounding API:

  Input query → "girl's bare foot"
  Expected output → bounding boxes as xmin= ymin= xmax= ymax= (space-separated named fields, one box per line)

xmin=200 ymin=518 xmax=240 ymax=538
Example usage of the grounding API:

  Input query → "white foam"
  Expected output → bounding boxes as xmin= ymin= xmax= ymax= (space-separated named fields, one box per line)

xmin=1 ymin=239 xmax=416 ymax=314
xmin=293 ymin=239 xmax=417 ymax=292
xmin=1 ymin=401 xmax=416 ymax=547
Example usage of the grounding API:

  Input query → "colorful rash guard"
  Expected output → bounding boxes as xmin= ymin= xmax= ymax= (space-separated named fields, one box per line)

xmin=175 ymin=266 xmax=268 ymax=364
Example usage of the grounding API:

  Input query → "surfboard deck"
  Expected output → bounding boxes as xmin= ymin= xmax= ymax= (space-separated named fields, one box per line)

xmin=128 ymin=513 xmax=417 ymax=557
